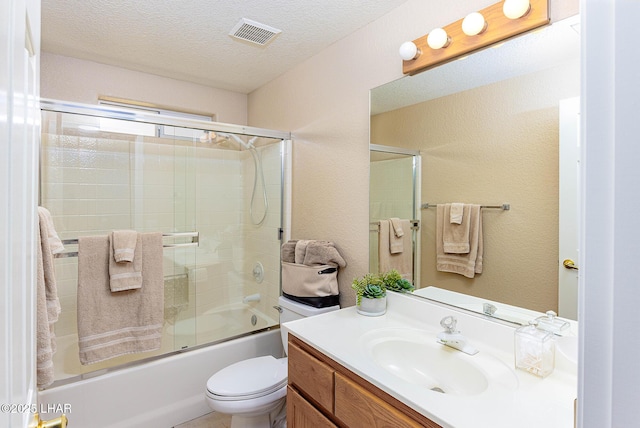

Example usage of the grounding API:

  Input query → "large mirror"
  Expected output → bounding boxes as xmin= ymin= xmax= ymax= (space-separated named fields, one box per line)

xmin=370 ymin=15 xmax=580 ymax=323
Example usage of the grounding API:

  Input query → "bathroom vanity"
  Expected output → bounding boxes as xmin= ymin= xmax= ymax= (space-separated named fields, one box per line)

xmin=282 ymin=292 xmax=577 ymax=428
xmin=288 ymin=334 xmax=439 ymax=427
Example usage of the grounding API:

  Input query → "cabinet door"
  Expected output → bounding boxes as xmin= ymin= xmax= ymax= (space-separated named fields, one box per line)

xmin=287 ymin=386 xmax=337 ymax=428
xmin=288 ymin=340 xmax=335 ymax=413
xmin=334 ymin=373 xmax=440 ymax=428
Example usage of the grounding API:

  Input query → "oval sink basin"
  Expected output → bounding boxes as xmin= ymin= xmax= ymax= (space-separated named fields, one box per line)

xmin=360 ymin=328 xmax=518 ymax=396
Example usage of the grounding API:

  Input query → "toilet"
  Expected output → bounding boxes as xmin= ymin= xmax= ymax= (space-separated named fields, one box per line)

xmin=205 ymin=295 xmax=340 ymax=428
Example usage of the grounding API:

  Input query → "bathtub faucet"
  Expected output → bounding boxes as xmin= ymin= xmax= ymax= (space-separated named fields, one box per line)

xmin=242 ymin=293 xmax=261 ymax=304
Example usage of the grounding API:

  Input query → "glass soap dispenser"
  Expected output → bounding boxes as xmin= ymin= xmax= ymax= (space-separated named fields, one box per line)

xmin=514 ymin=321 xmax=555 ymax=378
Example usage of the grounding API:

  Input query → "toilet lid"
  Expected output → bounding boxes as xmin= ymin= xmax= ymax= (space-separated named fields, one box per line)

xmin=207 ymin=356 xmax=287 ymax=399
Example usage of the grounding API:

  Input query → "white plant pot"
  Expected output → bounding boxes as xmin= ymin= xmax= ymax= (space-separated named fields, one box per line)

xmin=357 ymin=296 xmax=387 ymax=316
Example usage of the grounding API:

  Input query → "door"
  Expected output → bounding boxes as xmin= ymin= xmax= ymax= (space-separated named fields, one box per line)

xmin=558 ymin=97 xmax=580 ymax=319
xmin=1 ymin=0 xmax=40 ymax=426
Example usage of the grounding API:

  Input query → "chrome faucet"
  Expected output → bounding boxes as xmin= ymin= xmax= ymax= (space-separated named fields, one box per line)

xmin=436 ymin=316 xmax=479 ymax=355
xmin=483 ymin=303 xmax=497 ymax=316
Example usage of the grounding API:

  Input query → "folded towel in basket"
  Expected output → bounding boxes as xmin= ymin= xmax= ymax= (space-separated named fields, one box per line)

xmin=303 ymin=241 xmax=347 ymax=268
xmin=281 ymin=240 xmax=298 ymax=263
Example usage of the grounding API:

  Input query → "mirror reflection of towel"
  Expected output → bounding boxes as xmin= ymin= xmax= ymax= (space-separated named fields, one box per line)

xmin=389 ymin=218 xmax=404 ymax=254
xmin=450 ymin=203 xmax=464 ymax=224
xmin=442 ymin=204 xmax=471 ymax=254
xmin=378 ymin=219 xmax=413 ymax=282
xmin=436 ymin=204 xmax=483 ymax=278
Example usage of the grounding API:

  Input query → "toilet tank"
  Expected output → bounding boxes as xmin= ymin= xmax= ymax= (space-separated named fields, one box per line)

xmin=278 ymin=295 xmax=340 ymax=353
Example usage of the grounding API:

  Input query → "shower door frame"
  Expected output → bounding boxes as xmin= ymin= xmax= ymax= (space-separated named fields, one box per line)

xmin=38 ymin=98 xmax=292 ymax=385
xmin=369 ymin=144 xmax=422 ymax=288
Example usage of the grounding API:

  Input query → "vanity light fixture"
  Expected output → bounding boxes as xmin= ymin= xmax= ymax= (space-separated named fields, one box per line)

xmin=461 ymin=12 xmax=487 ymax=36
xmin=426 ymin=28 xmax=451 ymax=50
xmin=398 ymin=41 xmax=420 ymax=61
xmin=400 ymin=0 xmax=548 ymax=75
xmin=503 ymin=0 xmax=531 ymax=19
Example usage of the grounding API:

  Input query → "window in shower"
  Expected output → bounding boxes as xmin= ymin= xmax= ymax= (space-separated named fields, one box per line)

xmin=40 ymin=101 xmax=289 ymax=384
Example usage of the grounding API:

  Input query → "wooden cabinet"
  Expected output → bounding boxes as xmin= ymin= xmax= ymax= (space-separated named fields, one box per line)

xmin=287 ymin=335 xmax=441 ymax=428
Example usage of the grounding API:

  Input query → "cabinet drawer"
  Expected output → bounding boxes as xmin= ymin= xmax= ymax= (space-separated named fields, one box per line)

xmin=334 ymin=372 xmax=438 ymax=428
xmin=288 ymin=340 xmax=335 ymax=413
xmin=287 ymin=386 xmax=338 ymax=428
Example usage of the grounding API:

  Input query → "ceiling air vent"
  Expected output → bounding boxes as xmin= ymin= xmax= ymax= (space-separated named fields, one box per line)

xmin=229 ymin=18 xmax=282 ymax=46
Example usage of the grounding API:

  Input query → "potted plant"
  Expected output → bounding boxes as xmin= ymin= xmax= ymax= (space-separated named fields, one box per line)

xmin=352 ymin=273 xmax=387 ymax=316
xmin=381 ymin=269 xmax=415 ymax=293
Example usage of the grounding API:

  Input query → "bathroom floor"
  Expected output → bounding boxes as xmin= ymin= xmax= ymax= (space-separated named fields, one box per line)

xmin=174 ymin=412 xmax=231 ymax=428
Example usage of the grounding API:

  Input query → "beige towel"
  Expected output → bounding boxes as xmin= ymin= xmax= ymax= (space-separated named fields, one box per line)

xmin=442 ymin=204 xmax=471 ymax=254
xmin=378 ymin=219 xmax=413 ymax=282
xmin=450 ymin=203 xmax=464 ymax=224
xmin=77 ymin=233 xmax=164 ymax=365
xmin=436 ymin=204 xmax=483 ymax=278
xmin=302 ymin=241 xmax=347 ymax=268
xmin=281 ymin=240 xmax=298 ymax=263
xmin=38 ymin=207 xmax=65 ymax=254
xmin=112 ymin=229 xmax=137 ymax=262
xmin=109 ymin=232 xmax=142 ymax=292
xmin=294 ymin=240 xmax=312 ymax=264
xmin=389 ymin=217 xmax=404 ymax=254
xmin=36 ymin=209 xmax=62 ymax=389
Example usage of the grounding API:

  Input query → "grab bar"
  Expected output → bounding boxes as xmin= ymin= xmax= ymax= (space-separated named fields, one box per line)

xmin=55 ymin=232 xmax=199 ymax=258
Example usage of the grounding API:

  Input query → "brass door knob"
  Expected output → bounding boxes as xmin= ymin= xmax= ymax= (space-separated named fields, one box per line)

xmin=563 ymin=259 xmax=578 ymax=270
xmin=35 ymin=413 xmax=68 ymax=428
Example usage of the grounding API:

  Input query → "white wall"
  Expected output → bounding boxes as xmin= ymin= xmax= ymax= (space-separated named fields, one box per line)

xmin=580 ymin=1 xmax=640 ymax=427
xmin=41 ymin=52 xmax=248 ymax=125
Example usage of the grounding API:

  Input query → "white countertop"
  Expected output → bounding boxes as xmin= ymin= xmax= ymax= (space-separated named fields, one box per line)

xmin=282 ymin=292 xmax=577 ymax=428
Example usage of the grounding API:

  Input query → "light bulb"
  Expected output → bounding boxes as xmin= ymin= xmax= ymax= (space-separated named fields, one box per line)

xmin=462 ymin=12 xmax=487 ymax=36
xmin=503 ymin=0 xmax=531 ymax=19
xmin=398 ymin=41 xmax=420 ymax=61
xmin=426 ymin=28 xmax=450 ymax=50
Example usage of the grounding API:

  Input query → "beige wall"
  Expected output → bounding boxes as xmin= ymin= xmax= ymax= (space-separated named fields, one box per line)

xmin=371 ymin=63 xmax=579 ymax=312
xmin=248 ymin=0 xmax=579 ymax=307
xmin=41 ymin=0 xmax=579 ymax=309
xmin=41 ymin=52 xmax=248 ymax=125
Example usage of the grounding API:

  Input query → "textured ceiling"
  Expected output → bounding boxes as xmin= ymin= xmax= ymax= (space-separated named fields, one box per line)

xmin=41 ymin=0 xmax=409 ymax=94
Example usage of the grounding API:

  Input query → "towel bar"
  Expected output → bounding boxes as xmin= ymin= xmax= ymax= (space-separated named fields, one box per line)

xmin=369 ymin=220 xmax=420 ymax=232
xmin=54 ymin=232 xmax=199 ymax=258
xmin=421 ymin=203 xmax=510 ymax=210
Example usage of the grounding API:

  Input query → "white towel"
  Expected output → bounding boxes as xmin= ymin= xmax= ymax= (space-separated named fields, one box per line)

xmin=436 ymin=204 xmax=483 ymax=278
xmin=443 ymin=204 xmax=471 ymax=254
xmin=389 ymin=217 xmax=404 ymax=254
xmin=37 ymin=207 xmax=65 ymax=254
xmin=109 ymin=231 xmax=143 ymax=292
xmin=378 ymin=219 xmax=413 ymax=282
xmin=112 ymin=230 xmax=137 ymax=263
xmin=450 ymin=203 xmax=464 ymax=224
xmin=36 ymin=208 xmax=62 ymax=388
xmin=77 ymin=233 xmax=164 ymax=365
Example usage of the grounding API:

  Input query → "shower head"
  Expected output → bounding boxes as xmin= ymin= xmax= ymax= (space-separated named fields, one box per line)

xmin=216 ymin=132 xmax=256 ymax=149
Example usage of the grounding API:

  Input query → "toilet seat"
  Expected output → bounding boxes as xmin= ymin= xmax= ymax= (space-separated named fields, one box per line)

xmin=206 ymin=356 xmax=287 ymax=401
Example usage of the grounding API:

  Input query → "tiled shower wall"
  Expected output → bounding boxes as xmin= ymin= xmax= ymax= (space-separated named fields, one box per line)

xmin=40 ymin=113 xmax=283 ymax=373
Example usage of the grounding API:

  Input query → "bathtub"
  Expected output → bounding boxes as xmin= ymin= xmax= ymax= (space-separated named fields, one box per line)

xmin=40 ymin=315 xmax=282 ymax=427
xmin=51 ymin=303 xmax=278 ymax=382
